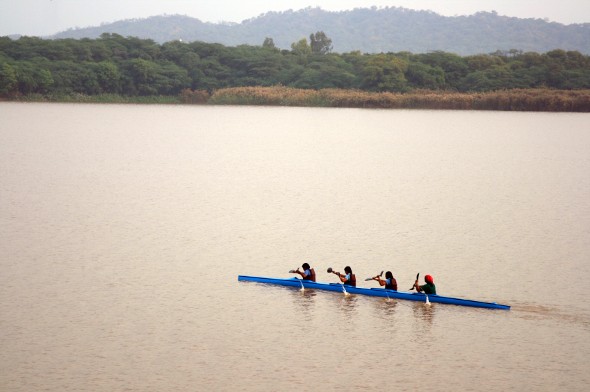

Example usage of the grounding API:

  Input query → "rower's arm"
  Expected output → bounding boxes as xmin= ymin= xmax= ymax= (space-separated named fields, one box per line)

xmin=333 ymin=271 xmax=348 ymax=283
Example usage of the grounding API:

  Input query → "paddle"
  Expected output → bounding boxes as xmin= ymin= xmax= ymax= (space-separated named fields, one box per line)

xmin=409 ymin=272 xmax=419 ymax=290
xmin=364 ymin=270 xmax=383 ymax=281
xmin=286 ymin=268 xmax=305 ymax=288
xmin=327 ymin=267 xmax=333 ymax=273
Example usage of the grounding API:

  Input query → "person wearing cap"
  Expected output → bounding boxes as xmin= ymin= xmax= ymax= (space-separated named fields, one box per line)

xmin=330 ymin=266 xmax=356 ymax=286
xmin=372 ymin=271 xmax=398 ymax=290
xmin=291 ymin=263 xmax=316 ymax=282
xmin=413 ymin=274 xmax=436 ymax=294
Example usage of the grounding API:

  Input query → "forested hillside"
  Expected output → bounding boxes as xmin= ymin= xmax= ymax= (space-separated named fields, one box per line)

xmin=1 ymin=34 xmax=589 ymax=100
xmin=47 ymin=7 xmax=590 ymax=55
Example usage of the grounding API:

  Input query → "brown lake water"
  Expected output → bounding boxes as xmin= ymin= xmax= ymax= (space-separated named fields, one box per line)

xmin=1 ymin=102 xmax=589 ymax=391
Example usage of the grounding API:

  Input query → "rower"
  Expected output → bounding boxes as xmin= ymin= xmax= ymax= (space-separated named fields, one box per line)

xmin=413 ymin=274 xmax=436 ymax=294
xmin=372 ymin=271 xmax=397 ymax=290
xmin=330 ymin=266 xmax=356 ymax=286
xmin=291 ymin=263 xmax=316 ymax=282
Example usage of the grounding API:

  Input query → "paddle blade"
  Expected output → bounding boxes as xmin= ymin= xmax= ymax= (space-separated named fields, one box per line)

xmin=289 ymin=270 xmax=297 ymax=273
xmin=364 ymin=278 xmax=373 ymax=281
xmin=327 ymin=267 xmax=333 ymax=273
xmin=380 ymin=271 xmax=384 ymax=277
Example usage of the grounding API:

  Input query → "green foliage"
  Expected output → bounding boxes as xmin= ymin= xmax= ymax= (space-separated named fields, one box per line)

xmin=412 ymin=51 xmax=469 ymax=88
xmin=93 ymin=61 xmax=121 ymax=93
xmin=12 ymin=61 xmax=54 ymax=94
xmin=262 ymin=37 xmax=277 ymax=50
xmin=360 ymin=54 xmax=408 ymax=92
xmin=309 ymin=31 xmax=333 ymax=55
xmin=0 ymin=35 xmax=589 ymax=99
xmin=0 ymin=62 xmax=18 ymax=95
xmin=406 ymin=62 xmax=445 ymax=90
xmin=291 ymin=38 xmax=311 ymax=57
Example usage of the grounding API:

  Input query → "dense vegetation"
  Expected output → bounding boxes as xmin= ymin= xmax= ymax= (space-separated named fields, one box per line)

xmin=49 ymin=9 xmax=590 ymax=55
xmin=2 ymin=33 xmax=590 ymax=101
xmin=205 ymin=86 xmax=590 ymax=112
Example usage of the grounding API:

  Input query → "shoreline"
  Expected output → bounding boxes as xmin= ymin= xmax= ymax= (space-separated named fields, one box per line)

xmin=3 ymin=87 xmax=590 ymax=112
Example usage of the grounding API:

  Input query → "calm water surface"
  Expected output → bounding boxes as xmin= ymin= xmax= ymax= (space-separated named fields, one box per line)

xmin=1 ymin=103 xmax=589 ymax=391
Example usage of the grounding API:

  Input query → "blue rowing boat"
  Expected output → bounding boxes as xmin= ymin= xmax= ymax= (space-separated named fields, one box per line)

xmin=238 ymin=275 xmax=510 ymax=310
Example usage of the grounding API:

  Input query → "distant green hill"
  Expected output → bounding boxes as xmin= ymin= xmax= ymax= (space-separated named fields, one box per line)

xmin=48 ymin=7 xmax=590 ymax=55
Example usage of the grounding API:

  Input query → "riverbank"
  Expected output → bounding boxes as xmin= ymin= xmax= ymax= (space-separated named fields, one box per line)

xmin=4 ymin=93 xmax=182 ymax=105
xmin=5 ymin=87 xmax=590 ymax=112
xmin=206 ymin=87 xmax=590 ymax=112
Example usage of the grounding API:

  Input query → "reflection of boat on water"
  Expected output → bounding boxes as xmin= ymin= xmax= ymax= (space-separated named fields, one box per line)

xmin=238 ymin=275 xmax=510 ymax=310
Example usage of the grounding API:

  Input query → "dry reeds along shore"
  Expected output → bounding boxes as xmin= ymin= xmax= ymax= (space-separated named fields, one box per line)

xmin=180 ymin=86 xmax=590 ymax=112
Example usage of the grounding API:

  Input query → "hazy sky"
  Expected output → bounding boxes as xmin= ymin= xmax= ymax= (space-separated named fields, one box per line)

xmin=1 ymin=0 xmax=589 ymax=36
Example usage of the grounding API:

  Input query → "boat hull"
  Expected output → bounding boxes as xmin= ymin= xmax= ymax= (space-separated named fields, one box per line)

xmin=238 ymin=275 xmax=510 ymax=310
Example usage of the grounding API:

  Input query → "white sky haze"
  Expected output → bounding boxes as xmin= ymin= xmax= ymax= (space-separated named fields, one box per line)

xmin=1 ymin=0 xmax=589 ymax=37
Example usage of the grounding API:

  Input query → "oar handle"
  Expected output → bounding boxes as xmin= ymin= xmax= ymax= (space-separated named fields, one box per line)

xmin=366 ymin=270 xmax=384 ymax=281
xmin=409 ymin=272 xmax=419 ymax=290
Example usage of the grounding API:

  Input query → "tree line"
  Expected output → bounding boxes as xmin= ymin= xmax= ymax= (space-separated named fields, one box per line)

xmin=1 ymin=33 xmax=590 ymax=98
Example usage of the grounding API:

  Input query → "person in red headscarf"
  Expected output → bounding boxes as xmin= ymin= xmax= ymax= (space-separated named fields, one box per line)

xmin=413 ymin=274 xmax=436 ymax=294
